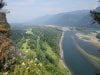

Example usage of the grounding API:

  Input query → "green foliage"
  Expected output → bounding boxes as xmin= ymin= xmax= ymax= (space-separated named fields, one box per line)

xmin=90 ymin=11 xmax=100 ymax=24
xmin=96 ymin=33 xmax=100 ymax=39
xmin=2 ymin=26 xmax=68 ymax=75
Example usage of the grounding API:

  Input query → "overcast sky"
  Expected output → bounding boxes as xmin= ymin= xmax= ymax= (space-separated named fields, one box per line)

xmin=5 ymin=0 xmax=98 ymax=23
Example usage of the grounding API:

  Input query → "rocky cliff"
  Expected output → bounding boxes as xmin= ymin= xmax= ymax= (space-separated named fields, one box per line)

xmin=0 ymin=12 xmax=20 ymax=71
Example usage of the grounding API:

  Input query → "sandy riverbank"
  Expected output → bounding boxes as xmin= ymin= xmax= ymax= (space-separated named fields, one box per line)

xmin=59 ymin=32 xmax=72 ymax=75
xmin=75 ymin=32 xmax=100 ymax=48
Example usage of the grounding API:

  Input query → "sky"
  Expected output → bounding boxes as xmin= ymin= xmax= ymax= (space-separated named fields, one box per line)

xmin=5 ymin=0 xmax=99 ymax=23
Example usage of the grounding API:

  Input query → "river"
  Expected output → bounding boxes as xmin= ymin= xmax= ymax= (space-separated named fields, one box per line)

xmin=62 ymin=31 xmax=99 ymax=75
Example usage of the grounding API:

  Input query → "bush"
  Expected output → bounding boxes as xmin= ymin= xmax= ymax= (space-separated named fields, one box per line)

xmin=96 ymin=33 xmax=100 ymax=39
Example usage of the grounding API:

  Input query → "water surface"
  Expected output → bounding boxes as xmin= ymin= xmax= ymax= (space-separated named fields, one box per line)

xmin=62 ymin=31 xmax=97 ymax=75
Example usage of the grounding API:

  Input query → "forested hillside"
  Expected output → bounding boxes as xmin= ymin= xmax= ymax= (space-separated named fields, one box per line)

xmin=0 ymin=26 xmax=69 ymax=75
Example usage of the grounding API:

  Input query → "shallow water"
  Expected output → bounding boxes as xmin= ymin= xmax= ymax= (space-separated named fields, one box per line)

xmin=62 ymin=31 xmax=98 ymax=75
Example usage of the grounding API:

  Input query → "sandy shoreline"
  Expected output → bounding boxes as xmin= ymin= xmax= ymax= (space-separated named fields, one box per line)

xmin=75 ymin=32 xmax=100 ymax=48
xmin=59 ymin=32 xmax=72 ymax=75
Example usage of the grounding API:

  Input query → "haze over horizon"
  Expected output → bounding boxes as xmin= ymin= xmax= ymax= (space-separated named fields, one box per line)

xmin=5 ymin=0 xmax=98 ymax=23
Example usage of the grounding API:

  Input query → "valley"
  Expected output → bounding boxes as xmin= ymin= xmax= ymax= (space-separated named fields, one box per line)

xmin=0 ymin=25 xmax=100 ymax=75
xmin=0 ymin=0 xmax=100 ymax=75
xmin=11 ymin=25 xmax=100 ymax=75
xmin=8 ymin=26 xmax=69 ymax=75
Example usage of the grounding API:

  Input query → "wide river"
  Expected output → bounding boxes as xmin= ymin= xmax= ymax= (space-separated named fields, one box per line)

xmin=62 ymin=31 xmax=100 ymax=75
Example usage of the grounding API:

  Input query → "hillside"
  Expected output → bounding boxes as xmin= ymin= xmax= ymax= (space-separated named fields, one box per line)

xmin=3 ymin=26 xmax=71 ymax=75
xmin=0 ymin=13 xmax=20 ymax=71
xmin=31 ymin=10 xmax=100 ymax=27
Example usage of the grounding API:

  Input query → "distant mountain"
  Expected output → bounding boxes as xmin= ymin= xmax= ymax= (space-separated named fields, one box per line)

xmin=29 ymin=10 xmax=100 ymax=27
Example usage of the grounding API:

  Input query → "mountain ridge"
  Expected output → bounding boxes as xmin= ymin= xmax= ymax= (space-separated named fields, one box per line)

xmin=27 ymin=10 xmax=100 ymax=27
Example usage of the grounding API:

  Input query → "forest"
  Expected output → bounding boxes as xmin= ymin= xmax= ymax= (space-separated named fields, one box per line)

xmin=0 ymin=26 xmax=68 ymax=75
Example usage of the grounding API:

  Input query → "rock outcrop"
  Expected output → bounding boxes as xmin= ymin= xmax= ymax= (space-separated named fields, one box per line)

xmin=0 ymin=0 xmax=20 ymax=71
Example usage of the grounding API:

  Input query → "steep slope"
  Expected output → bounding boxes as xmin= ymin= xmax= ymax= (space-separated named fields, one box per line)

xmin=0 ymin=6 xmax=20 ymax=72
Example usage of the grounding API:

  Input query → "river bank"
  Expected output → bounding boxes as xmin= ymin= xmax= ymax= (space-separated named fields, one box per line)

xmin=75 ymin=32 xmax=100 ymax=48
xmin=59 ymin=31 xmax=72 ymax=75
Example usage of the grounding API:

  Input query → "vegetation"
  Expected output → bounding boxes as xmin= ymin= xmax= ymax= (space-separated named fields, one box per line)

xmin=96 ymin=33 xmax=100 ymax=39
xmin=90 ymin=10 xmax=100 ymax=24
xmin=0 ymin=26 xmax=69 ymax=75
